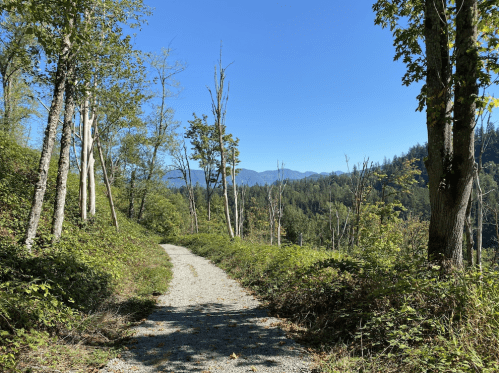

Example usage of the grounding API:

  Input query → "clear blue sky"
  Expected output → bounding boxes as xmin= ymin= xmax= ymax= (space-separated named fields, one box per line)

xmin=135 ymin=1 xmax=428 ymax=173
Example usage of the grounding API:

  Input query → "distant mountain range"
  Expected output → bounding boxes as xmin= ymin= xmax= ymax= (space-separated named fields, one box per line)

xmin=164 ymin=168 xmax=344 ymax=188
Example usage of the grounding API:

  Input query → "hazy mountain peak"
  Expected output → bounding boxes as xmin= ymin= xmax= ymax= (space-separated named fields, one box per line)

xmin=164 ymin=168 xmax=343 ymax=187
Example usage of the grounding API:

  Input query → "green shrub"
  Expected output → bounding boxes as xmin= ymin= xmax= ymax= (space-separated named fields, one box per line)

xmin=0 ymin=135 xmax=173 ymax=371
xmin=174 ymin=233 xmax=499 ymax=373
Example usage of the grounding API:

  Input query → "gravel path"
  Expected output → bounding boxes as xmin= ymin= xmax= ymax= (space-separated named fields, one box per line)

xmin=102 ymin=244 xmax=312 ymax=373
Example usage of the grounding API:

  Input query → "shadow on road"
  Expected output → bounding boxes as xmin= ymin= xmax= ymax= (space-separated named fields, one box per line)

xmin=122 ymin=301 xmax=307 ymax=372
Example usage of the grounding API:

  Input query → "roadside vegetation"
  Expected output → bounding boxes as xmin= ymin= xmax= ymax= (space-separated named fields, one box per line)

xmin=4 ymin=1 xmax=499 ymax=372
xmin=174 ymin=233 xmax=499 ymax=372
xmin=0 ymin=133 xmax=173 ymax=372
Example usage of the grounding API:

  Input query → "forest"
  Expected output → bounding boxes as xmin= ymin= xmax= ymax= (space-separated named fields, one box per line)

xmin=2 ymin=0 xmax=499 ymax=372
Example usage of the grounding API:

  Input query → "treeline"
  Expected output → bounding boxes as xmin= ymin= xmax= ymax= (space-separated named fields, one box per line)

xmin=169 ymin=120 xmax=499 ymax=269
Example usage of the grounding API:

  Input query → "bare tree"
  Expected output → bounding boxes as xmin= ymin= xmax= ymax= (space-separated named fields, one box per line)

xmin=95 ymin=124 xmax=119 ymax=231
xmin=207 ymin=44 xmax=234 ymax=238
xmin=238 ymin=184 xmax=246 ymax=238
xmin=171 ymin=140 xmax=198 ymax=233
xmin=474 ymin=114 xmax=494 ymax=270
xmin=276 ymin=161 xmax=287 ymax=247
xmin=138 ymin=47 xmax=184 ymax=221
xmin=328 ymin=189 xmax=350 ymax=251
xmin=267 ymin=184 xmax=277 ymax=245
xmin=228 ymin=138 xmax=240 ymax=236
xmin=346 ymin=156 xmax=374 ymax=249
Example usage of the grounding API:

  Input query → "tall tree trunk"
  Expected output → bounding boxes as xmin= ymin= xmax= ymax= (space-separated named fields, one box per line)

xmin=475 ymin=120 xmax=487 ymax=270
xmin=52 ymin=59 xmax=76 ymax=241
xmin=268 ymin=185 xmax=275 ymax=245
xmin=88 ymin=136 xmax=96 ymax=216
xmin=209 ymin=47 xmax=234 ymax=238
xmin=138 ymin=189 xmax=147 ymax=222
xmin=24 ymin=33 xmax=71 ymax=251
xmin=277 ymin=217 xmax=281 ymax=247
xmin=128 ymin=169 xmax=136 ymax=219
xmin=231 ymin=148 xmax=239 ymax=236
xmin=80 ymin=100 xmax=89 ymax=221
xmin=238 ymin=185 xmax=245 ymax=238
xmin=2 ymin=78 xmax=11 ymax=133
xmin=475 ymin=173 xmax=483 ymax=271
xmin=453 ymin=0 xmax=477 ymax=268
xmin=424 ymin=0 xmax=477 ymax=270
xmin=186 ymin=146 xmax=198 ymax=234
xmin=277 ymin=192 xmax=282 ymax=247
xmin=219 ymin=136 xmax=233 ymax=237
xmin=95 ymin=125 xmax=119 ymax=231
xmin=464 ymin=193 xmax=474 ymax=267
xmin=137 ymin=144 xmax=159 ymax=222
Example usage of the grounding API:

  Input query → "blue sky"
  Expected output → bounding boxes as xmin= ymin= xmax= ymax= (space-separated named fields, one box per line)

xmin=131 ymin=1 xmax=427 ymax=173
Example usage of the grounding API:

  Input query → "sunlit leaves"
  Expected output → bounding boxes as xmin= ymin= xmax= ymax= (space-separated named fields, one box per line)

xmin=373 ymin=0 xmax=499 ymax=111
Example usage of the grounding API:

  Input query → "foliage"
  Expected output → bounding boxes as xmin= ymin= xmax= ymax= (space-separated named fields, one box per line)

xmin=139 ymin=185 xmax=185 ymax=236
xmin=354 ymin=202 xmax=404 ymax=267
xmin=0 ymin=133 xmax=172 ymax=372
xmin=172 ymin=232 xmax=499 ymax=372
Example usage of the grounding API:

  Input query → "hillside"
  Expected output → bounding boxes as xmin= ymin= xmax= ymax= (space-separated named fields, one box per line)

xmin=0 ymin=134 xmax=173 ymax=372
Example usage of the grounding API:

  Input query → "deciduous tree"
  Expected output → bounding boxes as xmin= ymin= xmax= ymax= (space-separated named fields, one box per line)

xmin=185 ymin=113 xmax=221 ymax=221
xmin=373 ymin=0 xmax=494 ymax=269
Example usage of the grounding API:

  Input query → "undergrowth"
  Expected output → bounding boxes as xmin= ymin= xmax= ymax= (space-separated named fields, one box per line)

xmin=0 ymin=133 xmax=173 ymax=372
xmin=173 ymin=233 xmax=499 ymax=372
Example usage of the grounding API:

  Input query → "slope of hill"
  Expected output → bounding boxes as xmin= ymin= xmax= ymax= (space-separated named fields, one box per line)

xmin=0 ymin=134 xmax=173 ymax=371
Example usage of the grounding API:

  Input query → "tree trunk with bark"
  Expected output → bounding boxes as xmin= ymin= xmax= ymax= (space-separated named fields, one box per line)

xmin=52 ymin=59 xmax=76 ymax=241
xmin=238 ymin=185 xmax=245 ymax=238
xmin=128 ymin=169 xmax=136 ymax=219
xmin=88 ymin=135 xmax=96 ymax=216
xmin=464 ymin=193 xmax=474 ymax=267
xmin=208 ymin=47 xmax=234 ymax=238
xmin=424 ymin=0 xmax=477 ymax=270
xmin=80 ymin=101 xmax=89 ymax=221
xmin=24 ymin=32 xmax=71 ymax=251
xmin=95 ymin=125 xmax=119 ymax=231
xmin=267 ymin=185 xmax=276 ymax=245
xmin=475 ymin=173 xmax=483 ymax=271
xmin=231 ymin=148 xmax=239 ymax=236
xmin=2 ymin=79 xmax=11 ymax=133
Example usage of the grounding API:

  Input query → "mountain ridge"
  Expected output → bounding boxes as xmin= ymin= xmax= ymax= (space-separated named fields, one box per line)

xmin=164 ymin=168 xmax=344 ymax=188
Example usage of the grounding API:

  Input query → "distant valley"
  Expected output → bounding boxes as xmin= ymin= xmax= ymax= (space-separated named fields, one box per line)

xmin=164 ymin=168 xmax=344 ymax=188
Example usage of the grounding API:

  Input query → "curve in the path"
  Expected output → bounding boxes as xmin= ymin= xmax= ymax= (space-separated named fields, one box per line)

xmin=102 ymin=244 xmax=311 ymax=373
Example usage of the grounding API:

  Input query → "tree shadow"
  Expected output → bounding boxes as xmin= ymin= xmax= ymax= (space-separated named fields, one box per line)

xmin=122 ymin=301 xmax=309 ymax=372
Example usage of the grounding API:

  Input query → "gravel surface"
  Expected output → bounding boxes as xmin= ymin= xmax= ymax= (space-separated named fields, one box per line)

xmin=101 ymin=244 xmax=312 ymax=373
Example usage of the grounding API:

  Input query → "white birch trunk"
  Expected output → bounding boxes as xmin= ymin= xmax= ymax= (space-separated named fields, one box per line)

xmin=231 ymin=149 xmax=239 ymax=237
xmin=80 ymin=100 xmax=89 ymax=221
xmin=88 ymin=134 xmax=96 ymax=216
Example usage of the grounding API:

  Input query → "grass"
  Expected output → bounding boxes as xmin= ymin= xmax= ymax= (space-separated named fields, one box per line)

xmin=0 ymin=133 xmax=173 ymax=372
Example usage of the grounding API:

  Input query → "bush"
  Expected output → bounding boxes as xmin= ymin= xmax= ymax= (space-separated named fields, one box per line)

xmin=0 ymin=135 xmax=173 ymax=372
xmin=173 ymin=233 xmax=499 ymax=372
